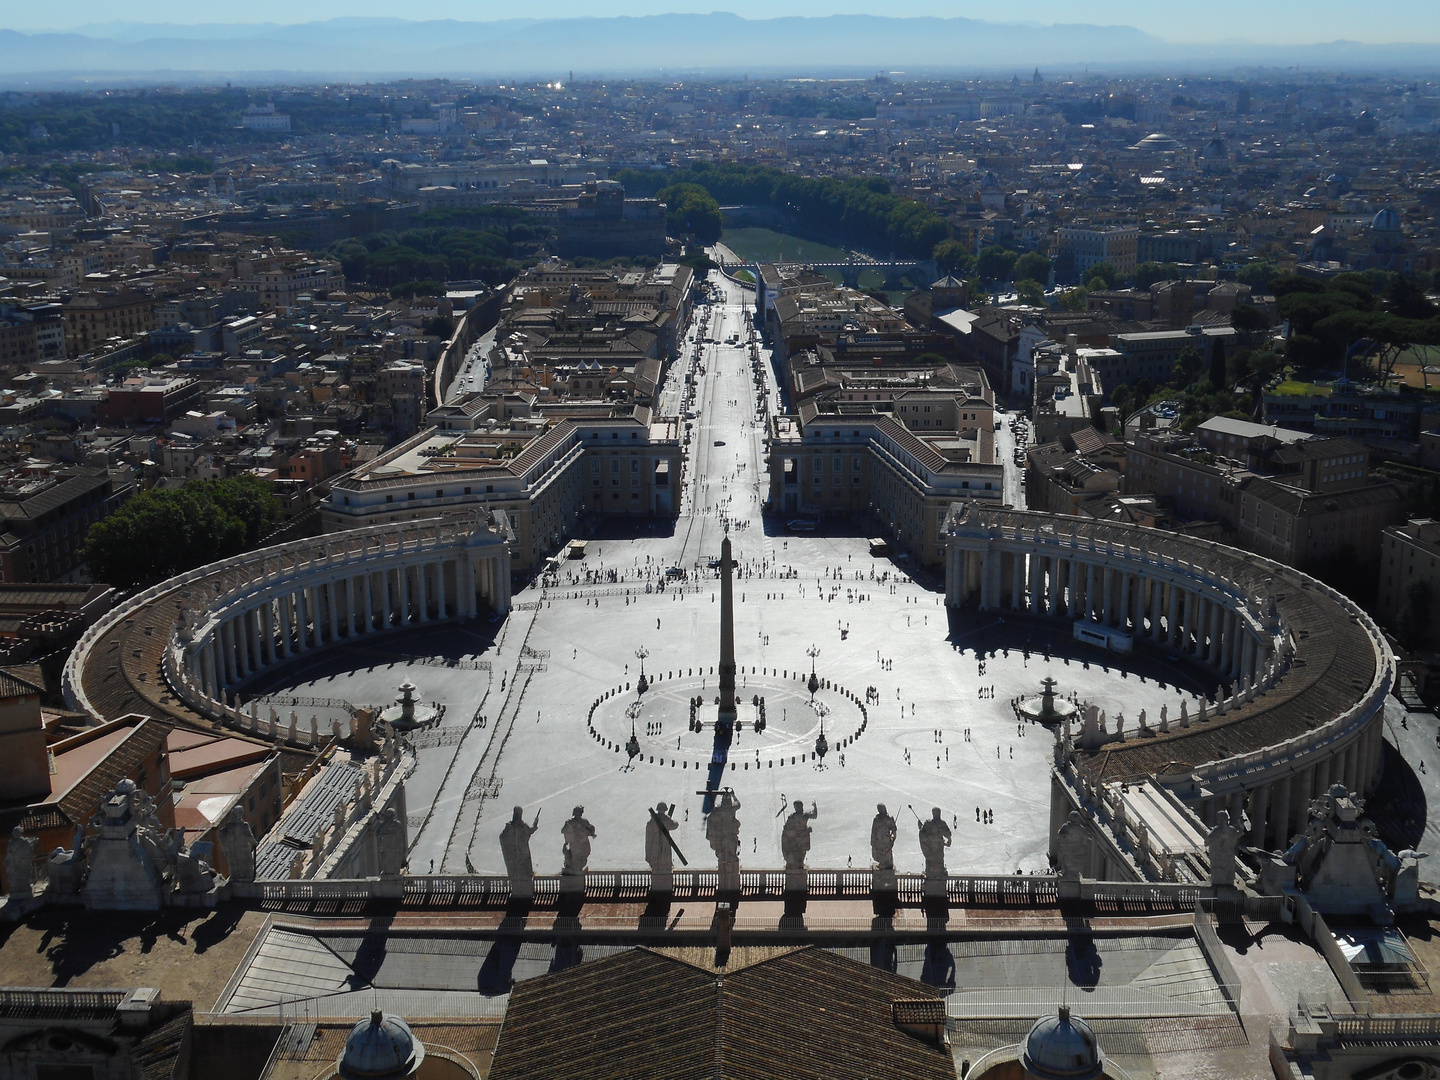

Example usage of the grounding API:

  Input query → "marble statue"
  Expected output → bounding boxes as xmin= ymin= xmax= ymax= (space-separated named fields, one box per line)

xmin=561 ymin=806 xmax=595 ymax=878
xmin=47 ymin=825 xmax=87 ymax=899
xmin=1206 ymin=810 xmax=1242 ymax=888
xmin=918 ymin=807 xmax=952 ymax=879
xmin=5 ymin=826 xmax=36 ymax=899
xmin=1056 ymin=811 xmax=1089 ymax=879
xmin=645 ymin=802 xmax=679 ymax=890
xmin=217 ymin=807 xmax=257 ymax=883
xmin=500 ymin=807 xmax=540 ymax=898
xmin=871 ymin=805 xmax=898 ymax=871
xmin=174 ymin=845 xmax=217 ymax=896
xmin=375 ymin=807 xmax=406 ymax=877
xmin=781 ymin=800 xmax=818 ymax=872
xmin=706 ymin=790 xmax=742 ymax=892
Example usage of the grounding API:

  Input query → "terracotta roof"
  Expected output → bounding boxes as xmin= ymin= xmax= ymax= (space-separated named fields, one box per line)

xmin=489 ymin=946 xmax=952 ymax=1080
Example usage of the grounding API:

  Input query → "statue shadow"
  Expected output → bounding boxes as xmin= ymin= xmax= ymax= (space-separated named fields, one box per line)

xmin=549 ymin=939 xmax=583 ymax=973
xmin=921 ymin=941 xmax=956 ymax=989
xmin=346 ymin=915 xmax=394 ymax=989
xmin=191 ymin=904 xmax=245 ymax=954
xmin=477 ymin=938 xmax=522 ymax=995
xmin=1065 ymin=934 xmax=1103 ymax=990
xmin=1367 ymin=741 xmax=1427 ymax=853
xmin=28 ymin=910 xmax=200 ymax=987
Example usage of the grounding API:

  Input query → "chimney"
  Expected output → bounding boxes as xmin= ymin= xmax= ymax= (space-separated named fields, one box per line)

xmin=714 ymin=901 xmax=734 ymax=967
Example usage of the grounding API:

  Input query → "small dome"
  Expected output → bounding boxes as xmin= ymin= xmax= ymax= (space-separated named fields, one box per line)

xmin=1021 ymin=1006 xmax=1104 ymax=1080
xmin=1202 ymin=138 xmax=1227 ymax=158
xmin=338 ymin=1011 xmax=424 ymax=1080
xmin=1373 ymin=208 xmax=1401 ymax=232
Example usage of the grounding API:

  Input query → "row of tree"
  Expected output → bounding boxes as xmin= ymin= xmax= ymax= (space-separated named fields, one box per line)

xmin=330 ymin=225 xmax=535 ymax=294
xmin=617 ymin=162 xmax=949 ymax=259
xmin=82 ymin=475 xmax=281 ymax=588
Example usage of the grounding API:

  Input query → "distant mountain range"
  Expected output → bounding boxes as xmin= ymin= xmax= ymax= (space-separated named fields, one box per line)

xmin=1 ymin=14 xmax=1439 ymax=84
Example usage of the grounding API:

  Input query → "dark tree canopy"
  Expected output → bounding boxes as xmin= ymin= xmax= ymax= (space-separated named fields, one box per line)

xmin=82 ymin=475 xmax=281 ymax=588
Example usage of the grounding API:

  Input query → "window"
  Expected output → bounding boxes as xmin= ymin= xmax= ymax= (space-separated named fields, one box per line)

xmin=486 ymin=485 xmax=494 ymax=493
xmin=436 ymin=489 xmax=443 ymax=498
xmin=408 ymin=492 xmax=415 ymax=500
xmin=386 ymin=494 xmax=394 ymax=504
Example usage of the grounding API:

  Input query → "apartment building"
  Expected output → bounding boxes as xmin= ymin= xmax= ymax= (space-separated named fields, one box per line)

xmin=61 ymin=291 xmax=155 ymax=357
xmin=0 ymin=467 xmax=132 ymax=584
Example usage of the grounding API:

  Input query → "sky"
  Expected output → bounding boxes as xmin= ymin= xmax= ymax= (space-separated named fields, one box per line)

xmin=2 ymin=0 xmax=1438 ymax=44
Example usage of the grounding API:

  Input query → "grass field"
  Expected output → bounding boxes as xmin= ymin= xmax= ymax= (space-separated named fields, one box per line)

xmin=719 ymin=227 xmax=850 ymax=265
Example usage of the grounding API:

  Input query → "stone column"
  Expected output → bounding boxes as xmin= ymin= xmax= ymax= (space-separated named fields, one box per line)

xmin=1028 ymin=552 xmax=1041 ymax=612
xmin=1101 ymin=567 xmax=1113 ymax=626
xmin=419 ymin=562 xmax=431 ymax=623
xmin=1182 ymin=590 xmax=1196 ymax=654
xmin=1085 ymin=562 xmax=1097 ymax=621
xmin=1119 ymin=571 xmax=1131 ymax=631
xmin=328 ymin=581 xmax=340 ymax=641
xmin=437 ymin=562 xmax=449 ymax=619
xmin=247 ymin=610 xmax=261 ymax=674
xmin=279 ymin=594 xmax=292 ymax=657
xmin=201 ymin=643 xmax=216 ymax=698
xmin=261 ymin=603 xmax=275 ymax=666
xmin=220 ymin=619 xmax=235 ymax=684
xmin=1275 ymin=773 xmax=1294 ymax=848
xmin=1248 ymin=783 xmax=1270 ymax=848
xmin=383 ymin=569 xmax=394 ymax=627
xmin=1010 ymin=552 xmax=1023 ymax=611
xmin=362 ymin=572 xmax=374 ymax=633
xmin=297 ymin=589 xmax=310 ymax=651
xmin=1167 ymin=584 xmax=1181 ymax=647
xmin=1066 ymin=560 xmax=1079 ymax=619
xmin=1208 ymin=601 xmax=1223 ymax=667
xmin=979 ymin=550 xmax=993 ymax=609
xmin=399 ymin=565 xmax=411 ymax=624
xmin=1151 ymin=579 xmax=1164 ymax=639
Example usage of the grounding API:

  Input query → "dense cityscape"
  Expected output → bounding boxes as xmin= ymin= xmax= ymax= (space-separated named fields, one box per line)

xmin=1 ymin=41 xmax=1440 ymax=1080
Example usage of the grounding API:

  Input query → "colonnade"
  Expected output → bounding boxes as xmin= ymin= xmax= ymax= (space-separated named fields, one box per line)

xmin=950 ymin=543 xmax=1266 ymax=686
xmin=191 ymin=551 xmax=509 ymax=701
xmin=944 ymin=505 xmax=1394 ymax=880
xmin=63 ymin=515 xmax=514 ymax=732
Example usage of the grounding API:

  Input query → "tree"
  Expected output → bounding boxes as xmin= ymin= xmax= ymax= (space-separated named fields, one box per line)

xmin=656 ymin=182 xmax=723 ymax=245
xmin=932 ymin=239 xmax=973 ymax=276
xmin=1110 ymin=384 xmax=1133 ymax=412
xmin=1057 ymin=286 xmax=1089 ymax=312
xmin=81 ymin=475 xmax=280 ymax=588
xmin=1083 ymin=262 xmax=1118 ymax=290
xmin=1016 ymin=279 xmax=1046 ymax=306
xmin=1014 ymin=252 xmax=1051 ymax=285
xmin=1236 ymin=259 xmax=1278 ymax=292
xmin=1134 ymin=261 xmax=1183 ymax=290
xmin=975 ymin=246 xmax=1018 ymax=283
xmin=1171 ymin=346 xmax=1206 ymax=390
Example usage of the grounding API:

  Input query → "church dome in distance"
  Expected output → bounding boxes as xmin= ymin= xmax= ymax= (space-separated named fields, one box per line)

xmin=1202 ymin=138 xmax=1228 ymax=158
xmin=1021 ymin=1005 xmax=1104 ymax=1080
xmin=1133 ymin=132 xmax=1181 ymax=151
xmin=338 ymin=1011 xmax=425 ymax=1080
xmin=1373 ymin=207 xmax=1401 ymax=233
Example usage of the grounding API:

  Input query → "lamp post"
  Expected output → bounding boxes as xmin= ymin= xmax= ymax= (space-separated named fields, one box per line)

xmin=806 ymin=644 xmax=821 ymax=699
xmin=635 ymin=646 xmax=650 ymax=694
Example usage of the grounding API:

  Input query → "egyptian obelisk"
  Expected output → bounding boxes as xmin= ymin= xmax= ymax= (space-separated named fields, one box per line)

xmin=716 ymin=532 xmax=737 ymax=736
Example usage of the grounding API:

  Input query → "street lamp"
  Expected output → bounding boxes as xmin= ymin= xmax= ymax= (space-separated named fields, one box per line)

xmin=635 ymin=646 xmax=650 ymax=694
xmin=806 ymin=644 xmax=821 ymax=699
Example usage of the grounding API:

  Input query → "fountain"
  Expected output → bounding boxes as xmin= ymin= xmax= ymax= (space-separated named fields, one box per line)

xmin=380 ymin=679 xmax=440 ymax=730
xmin=1016 ymin=675 xmax=1079 ymax=726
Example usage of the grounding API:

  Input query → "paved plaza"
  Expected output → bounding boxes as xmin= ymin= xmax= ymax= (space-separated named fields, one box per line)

xmin=252 ymin=278 xmax=1217 ymax=878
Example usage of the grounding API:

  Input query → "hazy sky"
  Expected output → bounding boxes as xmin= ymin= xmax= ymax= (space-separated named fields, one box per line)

xmin=6 ymin=0 xmax=1439 ymax=44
